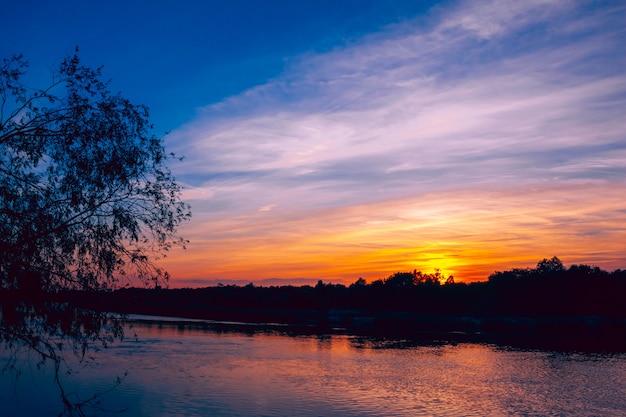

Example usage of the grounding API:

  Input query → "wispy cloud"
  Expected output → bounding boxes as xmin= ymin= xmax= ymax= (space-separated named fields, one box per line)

xmin=163 ymin=0 xmax=626 ymax=284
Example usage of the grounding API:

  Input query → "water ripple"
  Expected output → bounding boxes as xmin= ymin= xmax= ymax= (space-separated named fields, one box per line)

xmin=2 ymin=322 xmax=625 ymax=416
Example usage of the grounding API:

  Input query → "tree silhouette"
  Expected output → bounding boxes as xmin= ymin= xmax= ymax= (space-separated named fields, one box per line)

xmin=0 ymin=51 xmax=190 ymax=415
xmin=384 ymin=269 xmax=450 ymax=287
xmin=536 ymin=256 xmax=565 ymax=275
xmin=385 ymin=271 xmax=418 ymax=287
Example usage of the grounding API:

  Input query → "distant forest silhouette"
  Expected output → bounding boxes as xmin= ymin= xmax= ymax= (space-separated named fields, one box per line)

xmin=63 ymin=257 xmax=626 ymax=351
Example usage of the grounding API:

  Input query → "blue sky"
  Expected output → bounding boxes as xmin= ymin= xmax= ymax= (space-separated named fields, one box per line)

xmin=2 ymin=0 xmax=625 ymax=285
xmin=2 ymin=0 xmax=434 ymax=129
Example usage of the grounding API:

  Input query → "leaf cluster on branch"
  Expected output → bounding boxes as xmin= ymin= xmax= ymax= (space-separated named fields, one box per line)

xmin=0 ymin=51 xmax=190 ymax=416
xmin=0 ymin=52 xmax=190 ymax=293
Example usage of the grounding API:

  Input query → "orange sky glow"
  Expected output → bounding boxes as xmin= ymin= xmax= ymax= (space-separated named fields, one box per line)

xmin=147 ymin=1 xmax=626 ymax=287
xmin=160 ymin=183 xmax=626 ymax=287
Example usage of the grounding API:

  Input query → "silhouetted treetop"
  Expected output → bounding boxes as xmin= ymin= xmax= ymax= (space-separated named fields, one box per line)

xmin=536 ymin=256 xmax=565 ymax=275
xmin=384 ymin=269 xmax=451 ymax=287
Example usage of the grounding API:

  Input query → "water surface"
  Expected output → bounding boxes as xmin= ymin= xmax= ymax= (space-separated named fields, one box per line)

xmin=2 ymin=317 xmax=625 ymax=416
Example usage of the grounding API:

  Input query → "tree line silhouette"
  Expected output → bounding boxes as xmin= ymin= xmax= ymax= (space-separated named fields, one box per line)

xmin=78 ymin=257 xmax=625 ymax=319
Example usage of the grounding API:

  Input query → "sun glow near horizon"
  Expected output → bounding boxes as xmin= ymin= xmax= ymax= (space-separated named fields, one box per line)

xmin=159 ymin=182 xmax=626 ymax=287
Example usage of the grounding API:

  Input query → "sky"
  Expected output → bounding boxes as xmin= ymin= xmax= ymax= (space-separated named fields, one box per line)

xmin=2 ymin=0 xmax=625 ymax=286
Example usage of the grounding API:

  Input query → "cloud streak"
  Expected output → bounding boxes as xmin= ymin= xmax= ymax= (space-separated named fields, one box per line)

xmin=163 ymin=0 xmax=626 ymax=285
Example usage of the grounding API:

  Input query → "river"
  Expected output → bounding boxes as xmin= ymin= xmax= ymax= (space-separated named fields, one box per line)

xmin=2 ymin=316 xmax=625 ymax=416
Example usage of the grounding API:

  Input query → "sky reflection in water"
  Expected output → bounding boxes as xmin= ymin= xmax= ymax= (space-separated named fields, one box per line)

xmin=2 ymin=320 xmax=625 ymax=416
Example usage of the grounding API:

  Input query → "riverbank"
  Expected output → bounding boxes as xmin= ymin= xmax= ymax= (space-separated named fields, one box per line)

xmin=124 ymin=309 xmax=626 ymax=352
xmin=58 ymin=264 xmax=626 ymax=352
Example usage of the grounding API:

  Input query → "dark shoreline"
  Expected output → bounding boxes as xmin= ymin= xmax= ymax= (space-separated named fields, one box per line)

xmin=17 ymin=260 xmax=626 ymax=353
xmin=125 ymin=309 xmax=626 ymax=353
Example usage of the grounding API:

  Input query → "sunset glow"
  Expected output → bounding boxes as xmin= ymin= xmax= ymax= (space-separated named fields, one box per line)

xmin=5 ymin=0 xmax=625 ymax=286
xmin=161 ymin=182 xmax=626 ymax=285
